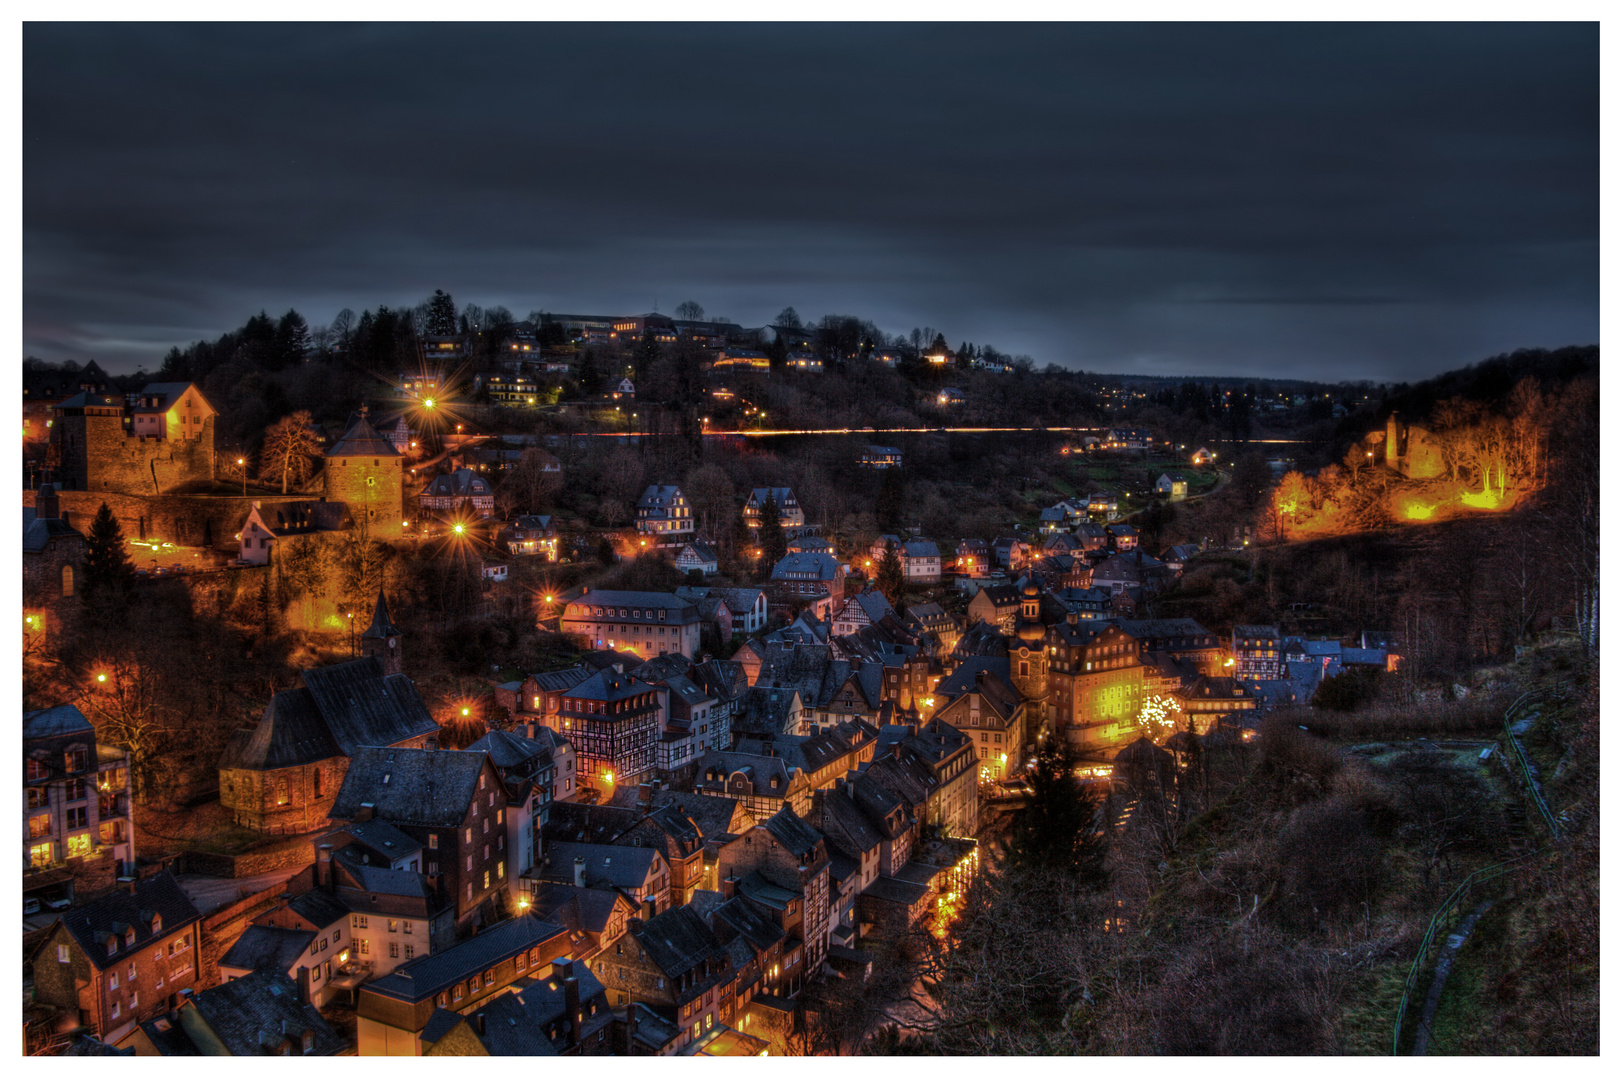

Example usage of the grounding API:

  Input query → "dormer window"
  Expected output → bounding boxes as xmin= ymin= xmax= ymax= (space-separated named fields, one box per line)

xmin=125 ymin=927 xmax=136 ymax=947
xmin=151 ymin=914 xmax=162 ymax=934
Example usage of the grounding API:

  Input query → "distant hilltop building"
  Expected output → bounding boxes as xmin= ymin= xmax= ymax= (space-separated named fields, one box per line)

xmin=49 ymin=381 xmax=216 ymax=494
xmin=1372 ymin=412 xmax=1445 ymax=480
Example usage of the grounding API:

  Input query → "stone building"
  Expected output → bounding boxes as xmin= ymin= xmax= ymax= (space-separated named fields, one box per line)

xmin=23 ymin=485 xmax=85 ymax=627
xmin=49 ymin=383 xmax=216 ymax=495
xmin=218 ymin=593 xmax=438 ymax=834
xmin=323 ymin=406 xmax=404 ymax=540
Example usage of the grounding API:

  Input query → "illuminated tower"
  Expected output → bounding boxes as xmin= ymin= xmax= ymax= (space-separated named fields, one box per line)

xmin=1010 ymin=578 xmax=1050 ymax=708
xmin=323 ymin=404 xmax=404 ymax=540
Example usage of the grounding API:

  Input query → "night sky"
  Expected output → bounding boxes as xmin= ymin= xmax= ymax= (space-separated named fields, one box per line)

xmin=23 ymin=22 xmax=1598 ymax=381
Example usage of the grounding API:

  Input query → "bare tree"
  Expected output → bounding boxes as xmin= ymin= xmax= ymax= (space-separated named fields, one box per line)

xmin=260 ymin=410 xmax=323 ymax=493
xmin=674 ymin=301 xmax=705 ymax=321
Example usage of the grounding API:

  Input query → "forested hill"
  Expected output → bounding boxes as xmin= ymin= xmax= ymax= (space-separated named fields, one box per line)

xmin=1377 ymin=345 xmax=1597 ymax=422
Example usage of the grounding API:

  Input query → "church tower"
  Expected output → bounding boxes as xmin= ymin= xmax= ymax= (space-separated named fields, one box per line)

xmin=1010 ymin=578 xmax=1050 ymax=709
xmin=361 ymin=588 xmax=405 ymax=677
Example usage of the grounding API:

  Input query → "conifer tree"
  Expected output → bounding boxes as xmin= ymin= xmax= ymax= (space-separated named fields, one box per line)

xmin=1006 ymin=734 xmax=1109 ymax=888
xmin=425 ymin=289 xmax=458 ymax=337
xmin=81 ymin=502 xmax=136 ymax=608
xmin=757 ymin=494 xmax=788 ymax=569
xmin=876 ymin=538 xmax=905 ymax=608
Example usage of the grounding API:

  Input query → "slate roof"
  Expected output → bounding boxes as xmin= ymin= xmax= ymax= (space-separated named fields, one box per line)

xmin=338 ymin=818 xmax=424 ymax=861
xmin=365 ymin=916 xmax=569 ymax=1002
xmin=55 ymin=871 xmax=200 ymax=971
xmin=876 ymin=719 xmax=971 ymax=768
xmin=184 ymin=968 xmax=347 ymax=1055
xmin=535 ymin=842 xmax=659 ymax=892
xmin=326 ymin=412 xmax=401 ymax=457
xmin=23 ymin=516 xmax=82 ymax=554
xmin=328 ymin=746 xmax=489 ymax=828
xmin=565 ymin=667 xmax=659 ymax=707
xmin=23 ymin=704 xmax=94 ymax=739
xmin=711 ymin=894 xmax=787 ymax=954
xmin=695 ymin=749 xmax=800 ymax=797
xmin=287 ymin=888 xmax=351 ymax=931
xmin=862 ymin=875 xmax=931 ymax=906
xmin=421 ymin=468 xmax=492 ymax=498
xmin=770 ymin=551 xmax=842 ymax=582
xmin=631 ymin=905 xmax=726 ymax=979
xmin=218 ymin=924 xmax=315 ymax=975
xmin=605 ymin=788 xmax=752 ymax=839
xmin=301 ymin=657 xmax=440 ymax=753
xmin=902 ymin=539 xmax=940 ymax=559
xmin=761 ymin=804 xmax=824 ymax=860
xmin=813 ymin=788 xmax=884 ymax=860
xmin=471 ymin=965 xmax=612 ymax=1054
xmin=527 ymin=882 xmax=628 ymax=939
xmin=333 ymin=856 xmax=438 ymax=902
xmin=544 ymin=802 xmax=641 ymax=846
xmin=527 ymin=666 xmax=595 ymax=693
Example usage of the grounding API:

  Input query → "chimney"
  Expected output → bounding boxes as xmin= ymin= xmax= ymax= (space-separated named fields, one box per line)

xmin=296 ymin=965 xmax=312 ymax=1006
xmin=564 ymin=975 xmax=582 ymax=1046
xmin=636 ymin=783 xmax=653 ymax=812
xmin=721 ymin=876 xmax=738 ymax=900
xmin=475 ymin=1013 xmax=486 ymax=1036
xmin=642 ymin=897 xmax=656 ymax=920
xmin=573 ymin=856 xmax=586 ymax=888
xmin=59 ymin=510 xmax=70 ymax=528
xmin=553 ymin=957 xmax=574 ymax=981
xmin=626 ymin=997 xmax=639 ymax=1043
xmin=316 ymin=844 xmax=333 ymax=887
xmin=356 ymin=803 xmax=375 ymax=823
xmin=35 ymin=485 xmax=57 ymax=521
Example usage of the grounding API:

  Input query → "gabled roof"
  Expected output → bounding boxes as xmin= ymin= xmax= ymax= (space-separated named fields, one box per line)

xmin=336 ymin=818 xmax=424 ymax=861
xmin=527 ymin=665 xmax=595 ymax=693
xmin=298 ymin=656 xmax=440 ymax=755
xmin=421 ymin=468 xmax=492 ymax=498
xmin=185 ymin=968 xmax=347 ymax=1056
xmin=218 ymin=924 xmax=314 ymax=976
xmin=23 ymin=704 xmax=94 ymax=739
xmin=537 ymin=842 xmax=660 ymax=891
xmin=220 ymin=688 xmax=345 ymax=770
xmin=54 ymin=871 xmax=200 ymax=970
xmin=813 ymin=788 xmax=884 ymax=859
xmin=287 ymin=889 xmax=351 ymax=931
xmin=631 ymin=905 xmax=726 ymax=978
xmin=770 ymin=551 xmax=842 ymax=581
xmin=711 ymin=894 xmax=787 ymax=955
xmin=465 ymin=729 xmax=559 ymax=776
xmin=326 ymin=410 xmax=400 ymax=457
xmin=364 ymin=916 xmax=568 ymax=1002
xmin=328 ymin=747 xmax=489 ymax=828
xmin=527 ymin=882 xmax=631 ymax=939
xmin=761 ymin=804 xmax=823 ymax=860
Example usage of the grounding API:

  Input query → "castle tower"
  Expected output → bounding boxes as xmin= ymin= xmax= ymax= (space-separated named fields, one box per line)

xmin=361 ymin=588 xmax=405 ymax=677
xmin=324 ymin=404 xmax=404 ymax=540
xmin=1385 ymin=411 xmax=1402 ymax=469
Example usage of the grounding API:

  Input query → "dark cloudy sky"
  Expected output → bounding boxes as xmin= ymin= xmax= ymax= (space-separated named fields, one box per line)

xmin=24 ymin=22 xmax=1598 ymax=381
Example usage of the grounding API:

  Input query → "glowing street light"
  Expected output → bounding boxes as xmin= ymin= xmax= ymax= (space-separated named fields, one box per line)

xmin=461 ymin=706 xmax=471 ymax=717
xmin=423 ymin=398 xmax=436 ymax=409
xmin=237 ymin=457 xmax=246 ymax=496
xmin=453 ymin=523 xmax=465 ymax=535
xmin=96 ymin=672 xmax=108 ymax=683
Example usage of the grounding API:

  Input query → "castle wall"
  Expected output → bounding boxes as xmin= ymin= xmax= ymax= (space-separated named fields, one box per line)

xmin=28 ymin=488 xmax=313 ymax=550
xmin=51 ymin=414 xmax=216 ymax=495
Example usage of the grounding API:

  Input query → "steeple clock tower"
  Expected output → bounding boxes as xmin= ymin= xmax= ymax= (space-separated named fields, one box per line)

xmin=360 ymin=588 xmax=405 ymax=677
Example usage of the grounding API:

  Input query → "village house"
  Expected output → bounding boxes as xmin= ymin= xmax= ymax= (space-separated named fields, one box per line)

xmin=590 ymin=905 xmax=739 ymax=1052
xmin=1232 ymin=624 xmax=1284 ymax=680
xmin=859 ymin=445 xmax=902 ymax=469
xmin=635 ymin=485 xmax=694 ymax=540
xmin=967 ymin=583 xmax=1022 ymax=633
xmin=419 ymin=468 xmax=495 ymax=519
xmin=124 ymin=967 xmax=347 ymax=1057
xmin=545 ymin=666 xmax=664 ymax=790
xmin=673 ymin=541 xmax=719 ymax=577
xmin=24 ymin=705 xmax=137 ymax=912
xmin=354 ymin=915 xmax=572 ymax=1055
xmin=711 ymin=349 xmax=772 ymax=375
xmin=715 ymin=806 xmax=833 ymax=978
xmin=1156 ymin=473 xmax=1189 ymax=500
xmin=30 ymin=871 xmax=203 ymax=1044
xmin=1116 ymin=618 xmax=1227 ymax=675
xmin=906 ymin=602 xmax=960 ymax=653
xmin=465 ymin=728 xmax=566 ymax=888
xmin=526 ymin=882 xmax=638 ymax=966
xmin=873 ymin=719 xmax=978 ymax=837
xmin=1047 ymin=621 xmax=1146 ymax=751
xmin=743 ymin=487 xmax=804 ymax=530
xmin=503 ymin=514 xmax=559 ymax=560
xmin=527 ymin=841 xmax=671 ymax=915
xmin=831 ymin=587 xmax=894 ymax=637
xmin=675 ymin=585 xmax=768 ymax=635
xmin=560 ymin=587 xmax=704 ymax=659
xmin=422 ymin=956 xmax=616 ymax=1056
xmin=954 ymin=538 xmax=990 ymax=575
xmin=929 ymin=658 xmax=1028 ymax=783
xmin=327 ymin=747 xmax=512 ymax=929
xmin=1173 ymin=677 xmax=1258 ymax=733
xmin=49 ymin=381 xmax=217 ymax=496
xmin=784 ymin=351 xmax=824 ymax=373
xmin=869 ymin=535 xmax=942 ymax=582
xmin=692 ymin=750 xmax=812 ymax=820
xmin=1191 ymin=447 xmax=1216 ymax=466
xmin=1107 ymin=523 xmax=1139 ymax=550
xmin=768 ymin=551 xmax=845 ymax=611
xmin=935 ymin=387 xmax=965 ymax=407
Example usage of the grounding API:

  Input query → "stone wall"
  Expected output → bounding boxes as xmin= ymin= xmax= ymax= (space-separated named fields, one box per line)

xmin=27 ymin=487 xmax=315 ymax=550
xmin=51 ymin=413 xmax=216 ymax=495
xmin=220 ymin=757 xmax=349 ymax=836
xmin=324 ymin=454 xmax=404 ymax=540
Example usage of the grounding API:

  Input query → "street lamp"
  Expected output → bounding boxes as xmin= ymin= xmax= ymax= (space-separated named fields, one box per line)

xmin=237 ymin=458 xmax=246 ymax=496
xmin=347 ymin=612 xmax=355 ymax=657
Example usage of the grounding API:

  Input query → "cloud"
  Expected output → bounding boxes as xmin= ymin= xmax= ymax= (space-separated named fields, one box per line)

xmin=23 ymin=22 xmax=1597 ymax=380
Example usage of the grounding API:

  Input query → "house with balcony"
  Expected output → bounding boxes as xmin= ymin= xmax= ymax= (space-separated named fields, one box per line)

xmin=24 ymin=705 xmax=136 ymax=913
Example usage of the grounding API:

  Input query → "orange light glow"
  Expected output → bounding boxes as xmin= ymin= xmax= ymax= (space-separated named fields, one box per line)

xmin=1405 ymin=501 xmax=1435 ymax=520
xmin=1459 ymin=489 xmax=1502 ymax=510
xmin=96 ymin=673 xmax=107 ymax=683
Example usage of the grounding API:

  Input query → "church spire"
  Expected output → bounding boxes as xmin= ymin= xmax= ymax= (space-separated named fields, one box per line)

xmin=361 ymin=589 xmax=404 ymax=676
